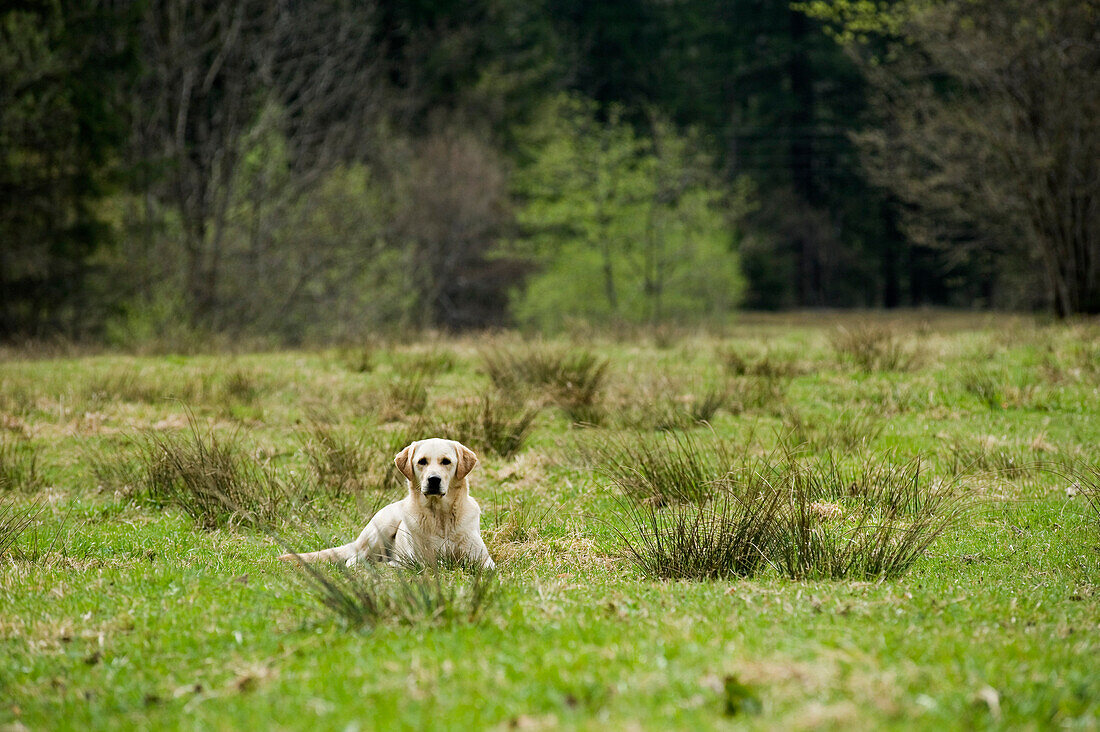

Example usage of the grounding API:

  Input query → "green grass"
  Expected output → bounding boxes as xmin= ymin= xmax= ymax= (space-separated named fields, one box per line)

xmin=1 ymin=313 xmax=1098 ymax=729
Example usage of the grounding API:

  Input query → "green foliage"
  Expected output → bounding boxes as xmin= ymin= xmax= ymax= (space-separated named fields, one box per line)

xmin=510 ymin=94 xmax=746 ymax=329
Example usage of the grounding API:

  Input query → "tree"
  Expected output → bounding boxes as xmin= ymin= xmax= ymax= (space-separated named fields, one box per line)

xmin=0 ymin=1 xmax=134 ymax=337
xmin=510 ymin=94 xmax=745 ymax=329
xmin=807 ymin=0 xmax=1100 ymax=314
xmin=124 ymin=0 xmax=384 ymax=329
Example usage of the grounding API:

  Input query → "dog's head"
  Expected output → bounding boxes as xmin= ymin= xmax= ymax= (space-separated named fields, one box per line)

xmin=394 ymin=438 xmax=478 ymax=498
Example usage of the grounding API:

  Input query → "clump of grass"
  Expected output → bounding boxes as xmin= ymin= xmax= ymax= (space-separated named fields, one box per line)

xmin=725 ymin=376 xmax=787 ymax=415
xmin=0 ymin=498 xmax=40 ymax=557
xmin=769 ymin=454 xmax=969 ymax=580
xmin=608 ymin=488 xmax=783 ymax=580
xmin=959 ymin=367 xmax=1006 ymax=409
xmin=720 ymin=346 xmax=803 ymax=378
xmin=0 ymin=438 xmax=43 ymax=492
xmin=584 ymin=430 xmax=739 ymax=505
xmin=83 ymin=368 xmax=164 ymax=404
xmin=482 ymin=346 xmax=608 ymax=422
xmin=137 ymin=415 xmax=292 ymax=529
xmin=298 ymin=422 xmax=373 ymax=496
xmin=780 ymin=408 xmax=885 ymax=452
xmin=1074 ymin=464 xmax=1100 ymax=528
xmin=381 ymin=371 xmax=433 ymax=419
xmin=485 ymin=494 xmax=550 ymax=545
xmin=600 ymin=440 xmax=970 ymax=581
xmin=447 ymin=395 xmax=540 ymax=458
xmin=219 ymin=368 xmax=264 ymax=404
xmin=337 ymin=344 xmax=376 ymax=373
xmin=615 ymin=380 xmax=728 ymax=431
xmin=299 ymin=420 xmax=437 ymax=496
xmin=832 ymin=325 xmax=917 ymax=372
xmin=83 ymin=442 xmax=142 ymax=495
xmin=290 ymin=561 xmax=501 ymax=628
xmin=394 ymin=348 xmax=457 ymax=376
xmin=940 ymin=437 xmax=1038 ymax=479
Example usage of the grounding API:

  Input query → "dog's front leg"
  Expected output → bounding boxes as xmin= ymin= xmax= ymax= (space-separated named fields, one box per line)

xmin=464 ymin=533 xmax=495 ymax=571
xmin=346 ymin=501 xmax=404 ymax=566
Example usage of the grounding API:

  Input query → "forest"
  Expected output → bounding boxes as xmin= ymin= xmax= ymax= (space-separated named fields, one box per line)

xmin=1 ymin=0 xmax=1098 ymax=342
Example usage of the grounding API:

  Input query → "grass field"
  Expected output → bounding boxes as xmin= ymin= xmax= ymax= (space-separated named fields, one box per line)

xmin=2 ymin=312 xmax=1098 ymax=730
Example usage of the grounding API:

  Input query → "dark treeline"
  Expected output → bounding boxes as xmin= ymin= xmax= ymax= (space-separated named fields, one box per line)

xmin=1 ymin=0 xmax=1097 ymax=342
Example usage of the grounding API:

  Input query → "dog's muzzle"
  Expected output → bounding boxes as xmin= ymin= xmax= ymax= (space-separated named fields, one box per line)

xmin=424 ymin=475 xmax=444 ymax=495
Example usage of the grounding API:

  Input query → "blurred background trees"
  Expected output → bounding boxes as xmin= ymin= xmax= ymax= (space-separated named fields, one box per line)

xmin=1 ymin=0 xmax=1096 ymax=342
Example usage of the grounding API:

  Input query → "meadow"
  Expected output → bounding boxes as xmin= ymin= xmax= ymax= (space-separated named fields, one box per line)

xmin=1 ymin=312 xmax=1098 ymax=730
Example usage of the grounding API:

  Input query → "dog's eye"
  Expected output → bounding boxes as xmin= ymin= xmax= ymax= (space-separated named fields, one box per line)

xmin=417 ymin=458 xmax=428 ymax=466
xmin=440 ymin=458 xmax=451 ymax=465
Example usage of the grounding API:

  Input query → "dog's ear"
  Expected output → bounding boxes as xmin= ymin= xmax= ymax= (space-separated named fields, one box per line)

xmin=453 ymin=441 xmax=478 ymax=481
xmin=394 ymin=441 xmax=418 ymax=482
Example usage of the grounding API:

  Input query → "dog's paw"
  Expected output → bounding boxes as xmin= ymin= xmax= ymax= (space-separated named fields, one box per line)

xmin=277 ymin=553 xmax=296 ymax=562
xmin=345 ymin=555 xmax=359 ymax=567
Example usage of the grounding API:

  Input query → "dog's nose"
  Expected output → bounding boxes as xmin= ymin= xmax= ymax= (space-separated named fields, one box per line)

xmin=425 ymin=475 xmax=443 ymax=494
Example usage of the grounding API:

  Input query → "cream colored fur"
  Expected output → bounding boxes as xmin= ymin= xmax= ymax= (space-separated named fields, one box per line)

xmin=278 ymin=438 xmax=494 ymax=569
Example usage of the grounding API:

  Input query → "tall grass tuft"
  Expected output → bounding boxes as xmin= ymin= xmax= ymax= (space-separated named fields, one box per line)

xmin=596 ymin=436 xmax=970 ymax=581
xmin=584 ymin=430 xmax=739 ymax=505
xmin=1075 ymin=464 xmax=1100 ymax=531
xmin=0 ymin=438 xmax=43 ymax=492
xmin=0 ymin=498 xmax=40 ymax=557
xmin=959 ymin=367 xmax=1005 ymax=409
xmin=720 ymin=346 xmax=803 ymax=379
xmin=393 ymin=348 xmax=457 ymax=376
xmin=615 ymin=379 xmax=729 ymax=431
xmin=769 ymin=455 xmax=969 ymax=580
xmin=84 ymin=442 xmax=143 ymax=495
xmin=482 ymin=346 xmax=608 ymax=422
xmin=780 ymin=408 xmax=885 ymax=452
xmin=337 ymin=344 xmax=376 ymax=373
xmin=381 ymin=370 xmax=433 ymax=418
xmin=940 ymin=437 xmax=1038 ymax=479
xmin=832 ymin=325 xmax=917 ymax=372
xmin=608 ymin=488 xmax=783 ymax=580
xmin=138 ymin=415 xmax=293 ymax=529
xmin=447 ymin=394 xmax=540 ymax=458
xmin=298 ymin=422 xmax=373 ymax=496
xmin=289 ymin=560 xmax=501 ymax=628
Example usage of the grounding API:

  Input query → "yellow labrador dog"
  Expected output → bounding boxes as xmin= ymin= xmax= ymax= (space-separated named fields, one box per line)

xmin=278 ymin=438 xmax=494 ymax=569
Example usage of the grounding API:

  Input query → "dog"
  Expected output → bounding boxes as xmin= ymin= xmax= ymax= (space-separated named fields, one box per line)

xmin=278 ymin=438 xmax=495 ymax=569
